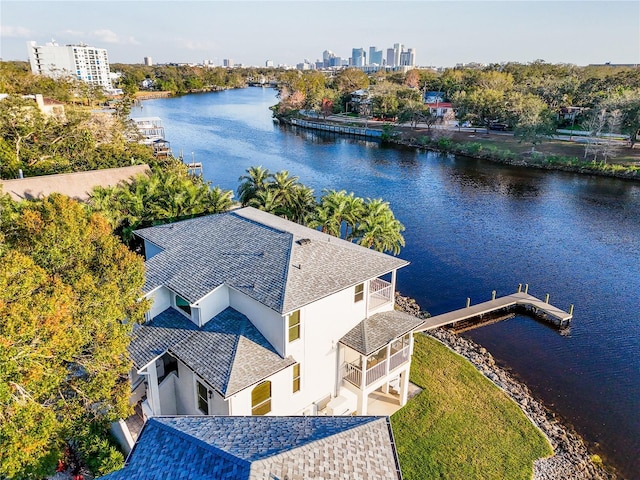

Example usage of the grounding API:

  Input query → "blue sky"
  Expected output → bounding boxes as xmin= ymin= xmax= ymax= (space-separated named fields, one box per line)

xmin=2 ymin=1 xmax=639 ymax=67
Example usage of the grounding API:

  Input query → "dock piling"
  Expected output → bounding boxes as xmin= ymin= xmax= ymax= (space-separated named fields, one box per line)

xmin=517 ymin=283 xmax=522 ymax=293
xmin=466 ymin=298 xmax=471 ymax=308
xmin=524 ymin=284 xmax=529 ymax=294
xmin=569 ymin=304 xmax=574 ymax=315
xmin=545 ymin=293 xmax=550 ymax=304
xmin=492 ymin=290 xmax=496 ymax=300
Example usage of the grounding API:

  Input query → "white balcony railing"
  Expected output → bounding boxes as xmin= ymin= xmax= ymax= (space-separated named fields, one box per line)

xmin=368 ymin=278 xmax=393 ymax=310
xmin=343 ymin=345 xmax=410 ymax=389
xmin=389 ymin=346 xmax=410 ymax=371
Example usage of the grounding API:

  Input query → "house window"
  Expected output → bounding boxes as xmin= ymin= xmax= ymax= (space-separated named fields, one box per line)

xmin=292 ymin=363 xmax=301 ymax=393
xmin=196 ymin=380 xmax=209 ymax=414
xmin=176 ymin=295 xmax=191 ymax=315
xmin=354 ymin=283 xmax=364 ymax=303
xmin=251 ymin=381 xmax=271 ymax=415
xmin=288 ymin=310 xmax=300 ymax=342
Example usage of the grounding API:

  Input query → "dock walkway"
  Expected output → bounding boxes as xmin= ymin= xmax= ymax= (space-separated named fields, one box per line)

xmin=417 ymin=291 xmax=573 ymax=332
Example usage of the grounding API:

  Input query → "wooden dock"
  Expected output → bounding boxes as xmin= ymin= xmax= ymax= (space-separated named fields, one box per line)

xmin=416 ymin=290 xmax=573 ymax=332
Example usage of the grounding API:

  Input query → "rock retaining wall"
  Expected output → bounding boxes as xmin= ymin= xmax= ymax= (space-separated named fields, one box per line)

xmin=395 ymin=293 xmax=615 ymax=480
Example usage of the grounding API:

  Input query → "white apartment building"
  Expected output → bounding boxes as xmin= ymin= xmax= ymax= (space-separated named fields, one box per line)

xmin=27 ymin=40 xmax=112 ymax=89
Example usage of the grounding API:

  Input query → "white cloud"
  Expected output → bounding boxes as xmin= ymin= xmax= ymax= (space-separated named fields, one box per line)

xmin=179 ymin=39 xmax=217 ymax=51
xmin=91 ymin=29 xmax=140 ymax=45
xmin=1 ymin=25 xmax=32 ymax=38
xmin=63 ymin=29 xmax=85 ymax=37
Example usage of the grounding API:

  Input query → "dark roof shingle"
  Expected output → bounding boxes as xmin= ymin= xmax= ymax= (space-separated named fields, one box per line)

xmin=135 ymin=208 xmax=408 ymax=314
xmin=101 ymin=416 xmax=402 ymax=480
xmin=129 ymin=307 xmax=294 ymax=397
xmin=340 ymin=310 xmax=425 ymax=355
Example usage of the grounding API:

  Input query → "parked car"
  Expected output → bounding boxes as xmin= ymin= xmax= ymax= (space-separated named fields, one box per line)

xmin=489 ymin=122 xmax=508 ymax=131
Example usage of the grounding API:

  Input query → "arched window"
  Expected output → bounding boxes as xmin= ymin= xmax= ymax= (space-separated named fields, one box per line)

xmin=251 ymin=381 xmax=271 ymax=415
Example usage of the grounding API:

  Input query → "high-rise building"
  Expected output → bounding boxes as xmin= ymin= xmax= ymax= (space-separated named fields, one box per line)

xmin=223 ymin=59 xmax=233 ymax=67
xmin=393 ymin=43 xmax=403 ymax=67
xmin=368 ymin=47 xmax=383 ymax=66
xmin=144 ymin=56 xmax=153 ymax=66
xmin=265 ymin=59 xmax=274 ymax=68
xmin=27 ymin=40 xmax=112 ymax=89
xmin=351 ymin=47 xmax=366 ymax=67
xmin=400 ymin=48 xmax=416 ymax=67
xmin=386 ymin=48 xmax=395 ymax=67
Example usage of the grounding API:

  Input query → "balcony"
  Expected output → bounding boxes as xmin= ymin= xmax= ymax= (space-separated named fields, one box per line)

xmin=368 ymin=278 xmax=393 ymax=310
xmin=343 ymin=345 xmax=410 ymax=388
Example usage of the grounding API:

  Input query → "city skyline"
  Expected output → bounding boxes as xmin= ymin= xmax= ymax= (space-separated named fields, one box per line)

xmin=1 ymin=1 xmax=639 ymax=68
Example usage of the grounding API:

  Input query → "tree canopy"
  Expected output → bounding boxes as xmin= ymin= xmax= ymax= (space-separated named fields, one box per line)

xmin=0 ymin=194 xmax=147 ymax=478
xmin=240 ymin=170 xmax=406 ymax=255
xmin=90 ymin=164 xmax=234 ymax=241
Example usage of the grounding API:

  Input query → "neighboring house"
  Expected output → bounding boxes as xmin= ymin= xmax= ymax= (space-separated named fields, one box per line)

xmin=129 ymin=207 xmax=423 ymax=424
xmin=348 ymin=89 xmax=373 ymax=115
xmin=0 ymin=93 xmax=65 ymax=118
xmin=103 ymin=415 xmax=402 ymax=479
xmin=424 ymin=91 xmax=445 ymax=104
xmin=0 ymin=164 xmax=150 ymax=200
xmin=425 ymin=102 xmax=453 ymax=118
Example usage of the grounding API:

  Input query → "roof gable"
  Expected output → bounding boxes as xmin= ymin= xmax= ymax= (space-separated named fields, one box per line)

xmin=129 ymin=307 xmax=294 ymax=397
xmin=340 ymin=310 xmax=425 ymax=355
xmin=102 ymin=416 xmax=402 ymax=479
xmin=135 ymin=208 xmax=408 ymax=314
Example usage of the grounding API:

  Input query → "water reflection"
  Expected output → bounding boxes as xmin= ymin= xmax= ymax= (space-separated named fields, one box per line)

xmin=137 ymin=88 xmax=640 ymax=479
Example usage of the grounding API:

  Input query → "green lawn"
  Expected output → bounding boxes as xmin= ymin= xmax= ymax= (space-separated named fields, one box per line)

xmin=391 ymin=334 xmax=552 ymax=480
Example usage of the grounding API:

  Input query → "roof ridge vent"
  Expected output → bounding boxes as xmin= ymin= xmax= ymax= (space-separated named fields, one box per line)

xmin=297 ymin=238 xmax=312 ymax=246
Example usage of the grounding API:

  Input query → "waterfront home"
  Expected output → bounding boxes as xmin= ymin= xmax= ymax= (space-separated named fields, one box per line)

xmin=103 ymin=415 xmax=402 ymax=479
xmin=128 ymin=207 xmax=423 ymax=423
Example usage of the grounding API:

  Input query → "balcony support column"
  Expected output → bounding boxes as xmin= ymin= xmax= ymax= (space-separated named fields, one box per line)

xmin=391 ymin=270 xmax=397 ymax=300
xmin=399 ymin=368 xmax=410 ymax=407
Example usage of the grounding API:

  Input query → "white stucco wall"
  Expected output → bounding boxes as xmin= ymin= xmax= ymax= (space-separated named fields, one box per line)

xmin=196 ymin=284 xmax=230 ymax=325
xmin=174 ymin=361 xmax=198 ymax=415
xmin=278 ymin=283 xmax=371 ymax=414
xmin=228 ymin=288 xmax=285 ymax=356
xmin=158 ymin=374 xmax=177 ymax=415
xmin=171 ymin=360 xmax=228 ymax=416
xmin=229 ymin=364 xmax=293 ymax=416
xmin=146 ymin=287 xmax=171 ymax=320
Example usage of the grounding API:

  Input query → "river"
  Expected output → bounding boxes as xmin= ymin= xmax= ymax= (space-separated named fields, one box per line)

xmin=133 ymin=87 xmax=640 ymax=479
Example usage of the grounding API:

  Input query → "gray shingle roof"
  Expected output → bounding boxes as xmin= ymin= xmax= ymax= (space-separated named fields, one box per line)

xmin=134 ymin=207 xmax=408 ymax=314
xmin=340 ymin=310 xmax=424 ymax=356
xmin=101 ymin=416 xmax=402 ymax=480
xmin=129 ymin=308 xmax=198 ymax=369
xmin=129 ymin=307 xmax=294 ymax=397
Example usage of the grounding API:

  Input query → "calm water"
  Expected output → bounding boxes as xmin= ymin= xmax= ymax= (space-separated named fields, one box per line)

xmin=133 ymin=88 xmax=640 ymax=479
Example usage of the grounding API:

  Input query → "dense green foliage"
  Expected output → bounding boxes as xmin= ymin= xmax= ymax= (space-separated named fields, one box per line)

xmin=0 ymin=94 xmax=155 ymax=179
xmin=0 ymin=194 xmax=147 ymax=478
xmin=272 ymin=61 xmax=640 ymax=152
xmin=111 ymin=63 xmax=256 ymax=95
xmin=392 ymin=334 xmax=552 ymax=480
xmin=90 ymin=164 xmax=234 ymax=241
xmin=237 ymin=167 xmax=405 ymax=255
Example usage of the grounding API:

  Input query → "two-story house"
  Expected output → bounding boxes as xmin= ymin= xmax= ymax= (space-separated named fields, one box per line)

xmin=128 ymin=207 xmax=424 ymax=422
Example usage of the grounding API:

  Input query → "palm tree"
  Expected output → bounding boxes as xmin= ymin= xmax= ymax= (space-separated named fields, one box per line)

xmin=237 ymin=166 xmax=271 ymax=206
xmin=249 ymin=189 xmax=281 ymax=215
xmin=354 ymin=198 xmax=405 ymax=255
xmin=311 ymin=190 xmax=364 ymax=239
xmin=288 ymin=185 xmax=316 ymax=224
xmin=269 ymin=170 xmax=300 ymax=207
xmin=207 ymin=186 xmax=234 ymax=213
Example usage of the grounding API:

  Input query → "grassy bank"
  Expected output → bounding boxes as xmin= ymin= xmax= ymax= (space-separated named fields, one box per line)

xmin=391 ymin=334 xmax=552 ymax=480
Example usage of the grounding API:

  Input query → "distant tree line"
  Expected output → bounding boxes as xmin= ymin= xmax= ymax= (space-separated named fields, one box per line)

xmin=271 ymin=62 xmax=640 ymax=152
